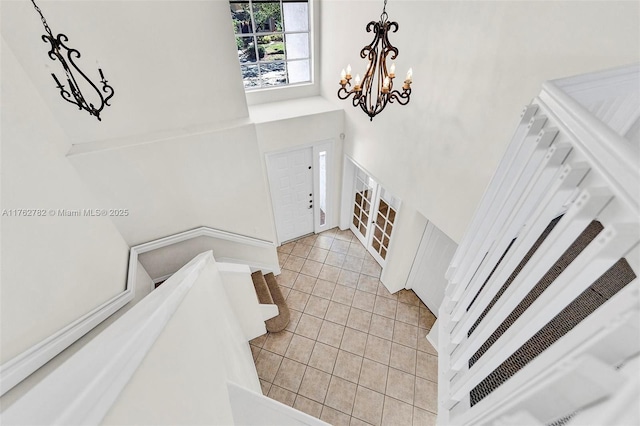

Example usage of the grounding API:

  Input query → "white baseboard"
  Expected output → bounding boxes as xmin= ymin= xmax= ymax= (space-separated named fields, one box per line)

xmin=0 ymin=250 xmax=139 ymax=396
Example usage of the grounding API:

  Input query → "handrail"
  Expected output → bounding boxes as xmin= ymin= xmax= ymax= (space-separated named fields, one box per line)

xmin=132 ymin=226 xmax=276 ymax=254
xmin=1 ymin=251 xmax=213 ymax=425
xmin=538 ymin=81 xmax=639 ymax=214
xmin=0 ymin=225 xmax=277 ymax=397
xmin=438 ymin=65 xmax=640 ymax=425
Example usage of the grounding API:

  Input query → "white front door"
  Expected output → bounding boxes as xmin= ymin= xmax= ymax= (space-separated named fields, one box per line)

xmin=267 ymin=147 xmax=314 ymax=243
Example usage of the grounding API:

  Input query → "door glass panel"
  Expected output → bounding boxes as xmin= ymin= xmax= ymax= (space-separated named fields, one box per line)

xmin=369 ymin=187 xmax=399 ymax=264
xmin=352 ymin=169 xmax=375 ymax=240
xmin=318 ymin=151 xmax=327 ymax=226
xmin=374 ymin=226 xmax=383 ymax=240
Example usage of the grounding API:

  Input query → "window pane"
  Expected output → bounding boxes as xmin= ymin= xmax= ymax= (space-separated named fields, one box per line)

xmin=252 ymin=1 xmax=282 ymax=33
xmin=230 ymin=0 xmax=310 ymax=90
xmin=285 ymin=33 xmax=309 ymax=60
xmin=260 ymin=62 xmax=287 ymax=87
xmin=258 ymin=34 xmax=285 ymax=61
xmin=241 ymin=64 xmax=260 ymax=89
xmin=236 ymin=36 xmax=255 ymax=63
xmin=230 ymin=2 xmax=252 ymax=34
xmin=287 ymin=59 xmax=310 ymax=83
xmin=283 ymin=2 xmax=308 ymax=32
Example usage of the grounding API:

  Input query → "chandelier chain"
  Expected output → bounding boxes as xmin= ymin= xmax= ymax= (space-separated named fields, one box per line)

xmin=381 ymin=0 xmax=388 ymax=22
xmin=30 ymin=0 xmax=53 ymax=37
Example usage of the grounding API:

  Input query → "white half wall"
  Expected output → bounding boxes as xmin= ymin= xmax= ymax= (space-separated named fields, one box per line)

xmin=137 ymin=233 xmax=279 ymax=282
xmin=101 ymin=258 xmax=260 ymax=426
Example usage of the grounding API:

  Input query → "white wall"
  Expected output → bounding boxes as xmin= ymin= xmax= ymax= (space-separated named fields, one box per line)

xmin=1 ymin=0 xmax=277 ymax=248
xmin=138 ymin=235 xmax=279 ymax=281
xmin=67 ymin=123 xmax=277 ymax=246
xmin=0 ymin=0 xmax=248 ymax=145
xmin=0 ymin=260 xmax=153 ymax=411
xmin=251 ymin=97 xmax=345 ymax=234
xmin=1 ymin=0 xmax=277 ymax=398
xmin=0 ymin=38 xmax=130 ymax=366
xmin=320 ymin=0 xmax=640 ymax=243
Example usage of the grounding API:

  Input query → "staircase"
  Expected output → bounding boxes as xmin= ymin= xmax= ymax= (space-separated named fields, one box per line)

xmin=1 ymin=250 xmax=327 ymax=425
xmin=438 ymin=65 xmax=640 ymax=425
xmin=251 ymin=271 xmax=290 ymax=332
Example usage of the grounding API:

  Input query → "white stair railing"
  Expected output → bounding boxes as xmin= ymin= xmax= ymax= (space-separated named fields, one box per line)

xmin=438 ymin=64 xmax=640 ymax=425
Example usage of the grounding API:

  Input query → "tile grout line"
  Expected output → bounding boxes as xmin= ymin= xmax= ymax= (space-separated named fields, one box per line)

xmin=263 ymin=228 xmax=438 ymax=424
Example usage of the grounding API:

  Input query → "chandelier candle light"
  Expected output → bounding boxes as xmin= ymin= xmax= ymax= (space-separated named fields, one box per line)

xmin=30 ymin=0 xmax=114 ymax=121
xmin=338 ymin=0 xmax=412 ymax=121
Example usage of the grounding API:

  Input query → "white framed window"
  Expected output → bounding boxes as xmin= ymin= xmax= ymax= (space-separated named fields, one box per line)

xmin=229 ymin=0 xmax=311 ymax=90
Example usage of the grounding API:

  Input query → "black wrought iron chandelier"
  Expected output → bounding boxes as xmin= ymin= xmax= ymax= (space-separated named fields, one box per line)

xmin=338 ymin=0 xmax=412 ymax=121
xmin=31 ymin=0 xmax=114 ymax=121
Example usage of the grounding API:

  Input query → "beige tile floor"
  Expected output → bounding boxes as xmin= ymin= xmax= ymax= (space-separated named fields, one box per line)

xmin=249 ymin=228 xmax=438 ymax=426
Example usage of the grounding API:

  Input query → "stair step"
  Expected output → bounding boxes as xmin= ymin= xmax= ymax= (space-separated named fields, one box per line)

xmin=251 ymin=271 xmax=274 ymax=305
xmin=264 ymin=272 xmax=290 ymax=333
